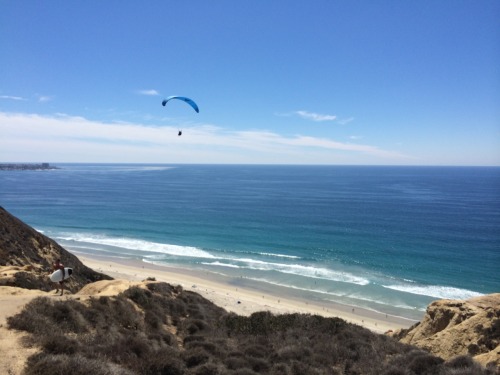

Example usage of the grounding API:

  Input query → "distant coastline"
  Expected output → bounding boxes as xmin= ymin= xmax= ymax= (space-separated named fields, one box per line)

xmin=0 ymin=163 xmax=59 ymax=171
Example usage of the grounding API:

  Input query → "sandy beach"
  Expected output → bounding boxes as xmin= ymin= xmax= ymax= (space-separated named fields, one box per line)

xmin=77 ymin=254 xmax=417 ymax=334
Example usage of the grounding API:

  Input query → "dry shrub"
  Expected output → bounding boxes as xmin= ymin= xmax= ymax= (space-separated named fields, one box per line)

xmin=408 ymin=352 xmax=444 ymax=375
xmin=190 ymin=362 xmax=224 ymax=375
xmin=243 ymin=344 xmax=268 ymax=358
xmin=382 ymin=368 xmax=408 ymax=375
xmin=183 ymin=348 xmax=211 ymax=368
xmin=225 ymin=356 xmax=249 ymax=371
xmin=39 ymin=333 xmax=79 ymax=355
xmin=7 ymin=297 xmax=54 ymax=335
xmin=8 ymin=282 xmax=493 ymax=375
xmin=185 ymin=340 xmax=218 ymax=355
xmin=268 ymin=362 xmax=291 ymax=375
xmin=183 ymin=335 xmax=205 ymax=345
xmin=146 ymin=358 xmax=185 ymax=375
xmin=24 ymin=353 xmax=135 ymax=375
xmin=248 ymin=356 xmax=271 ymax=373
xmin=232 ymin=368 xmax=260 ymax=375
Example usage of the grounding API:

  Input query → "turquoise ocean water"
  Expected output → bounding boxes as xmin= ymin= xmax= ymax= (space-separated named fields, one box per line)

xmin=1 ymin=164 xmax=499 ymax=320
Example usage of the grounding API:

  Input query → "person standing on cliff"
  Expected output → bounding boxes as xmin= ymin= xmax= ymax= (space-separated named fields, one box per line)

xmin=52 ymin=259 xmax=65 ymax=296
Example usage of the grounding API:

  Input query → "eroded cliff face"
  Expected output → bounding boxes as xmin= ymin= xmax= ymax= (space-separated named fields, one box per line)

xmin=0 ymin=206 xmax=112 ymax=292
xmin=394 ymin=294 xmax=500 ymax=368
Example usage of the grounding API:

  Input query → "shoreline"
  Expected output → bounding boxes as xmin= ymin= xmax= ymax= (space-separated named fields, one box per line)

xmin=77 ymin=253 xmax=418 ymax=334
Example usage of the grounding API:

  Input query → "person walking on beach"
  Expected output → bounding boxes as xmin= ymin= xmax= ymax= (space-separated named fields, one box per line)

xmin=52 ymin=259 xmax=65 ymax=296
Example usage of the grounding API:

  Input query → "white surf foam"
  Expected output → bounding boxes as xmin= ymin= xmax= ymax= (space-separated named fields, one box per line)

xmin=57 ymin=233 xmax=215 ymax=259
xmin=258 ymin=252 xmax=301 ymax=259
xmin=201 ymin=261 xmax=241 ymax=269
xmin=230 ymin=258 xmax=370 ymax=285
xmin=383 ymin=284 xmax=483 ymax=300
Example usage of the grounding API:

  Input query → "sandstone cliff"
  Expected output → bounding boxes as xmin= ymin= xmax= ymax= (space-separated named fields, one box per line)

xmin=395 ymin=294 xmax=500 ymax=368
xmin=0 ymin=206 xmax=112 ymax=292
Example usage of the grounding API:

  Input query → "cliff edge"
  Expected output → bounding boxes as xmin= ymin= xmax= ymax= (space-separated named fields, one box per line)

xmin=394 ymin=294 xmax=500 ymax=368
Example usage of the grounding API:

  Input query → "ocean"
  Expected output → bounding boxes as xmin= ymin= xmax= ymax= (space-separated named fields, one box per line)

xmin=1 ymin=164 xmax=499 ymax=321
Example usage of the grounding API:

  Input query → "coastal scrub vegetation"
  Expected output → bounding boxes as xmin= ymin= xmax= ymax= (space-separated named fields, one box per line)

xmin=8 ymin=282 xmax=495 ymax=375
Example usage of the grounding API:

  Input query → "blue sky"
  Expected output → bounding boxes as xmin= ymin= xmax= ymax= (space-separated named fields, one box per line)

xmin=1 ymin=1 xmax=499 ymax=165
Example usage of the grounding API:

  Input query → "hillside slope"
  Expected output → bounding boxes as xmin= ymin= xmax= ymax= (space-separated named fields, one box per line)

xmin=0 ymin=206 xmax=111 ymax=292
xmin=8 ymin=280 xmax=498 ymax=375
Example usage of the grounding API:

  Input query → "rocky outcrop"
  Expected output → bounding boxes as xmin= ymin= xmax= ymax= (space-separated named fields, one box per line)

xmin=0 ymin=206 xmax=112 ymax=293
xmin=394 ymin=294 xmax=500 ymax=368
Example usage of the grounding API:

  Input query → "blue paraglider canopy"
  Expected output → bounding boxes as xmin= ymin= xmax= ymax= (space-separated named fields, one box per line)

xmin=162 ymin=96 xmax=199 ymax=113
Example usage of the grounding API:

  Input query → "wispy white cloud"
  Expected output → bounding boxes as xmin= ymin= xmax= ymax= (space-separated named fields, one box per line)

xmin=137 ymin=89 xmax=160 ymax=96
xmin=0 ymin=95 xmax=26 ymax=101
xmin=349 ymin=135 xmax=362 ymax=140
xmin=0 ymin=111 xmax=411 ymax=164
xmin=275 ymin=110 xmax=341 ymax=122
xmin=38 ymin=95 xmax=53 ymax=102
xmin=295 ymin=110 xmax=337 ymax=122
xmin=338 ymin=117 xmax=354 ymax=125
xmin=280 ymin=135 xmax=405 ymax=158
